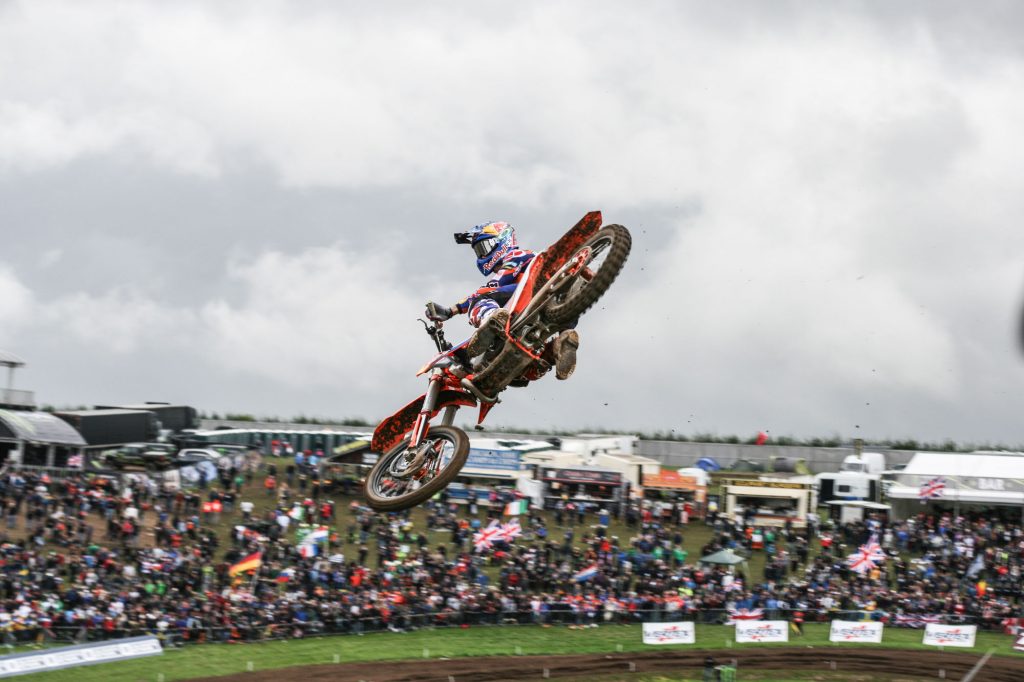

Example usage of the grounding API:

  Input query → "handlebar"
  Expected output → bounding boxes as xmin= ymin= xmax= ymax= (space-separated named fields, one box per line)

xmin=418 ymin=319 xmax=452 ymax=352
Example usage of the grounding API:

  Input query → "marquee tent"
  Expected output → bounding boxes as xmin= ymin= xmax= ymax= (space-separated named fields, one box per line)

xmin=699 ymin=548 xmax=748 ymax=566
xmin=886 ymin=451 xmax=1024 ymax=519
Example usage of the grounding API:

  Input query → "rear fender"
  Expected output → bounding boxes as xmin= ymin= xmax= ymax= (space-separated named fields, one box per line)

xmin=537 ymin=211 xmax=603 ymax=284
xmin=371 ymin=390 xmax=476 ymax=453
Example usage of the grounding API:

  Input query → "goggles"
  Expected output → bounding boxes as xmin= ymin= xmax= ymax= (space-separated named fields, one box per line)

xmin=472 ymin=237 xmax=499 ymax=258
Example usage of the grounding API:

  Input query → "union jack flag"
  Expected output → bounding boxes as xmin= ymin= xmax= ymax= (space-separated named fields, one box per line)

xmin=725 ymin=608 xmax=764 ymax=624
xmin=919 ymin=476 xmax=946 ymax=502
xmin=66 ymin=453 xmax=84 ymax=468
xmin=846 ymin=534 xmax=887 ymax=575
xmin=473 ymin=520 xmax=502 ymax=552
xmin=892 ymin=613 xmax=943 ymax=628
xmin=496 ymin=519 xmax=522 ymax=542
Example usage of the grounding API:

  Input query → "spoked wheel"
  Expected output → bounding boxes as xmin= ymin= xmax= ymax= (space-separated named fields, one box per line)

xmin=544 ymin=224 xmax=631 ymax=324
xmin=363 ymin=425 xmax=469 ymax=511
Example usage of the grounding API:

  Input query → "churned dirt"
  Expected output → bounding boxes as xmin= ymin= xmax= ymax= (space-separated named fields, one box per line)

xmin=195 ymin=647 xmax=1024 ymax=682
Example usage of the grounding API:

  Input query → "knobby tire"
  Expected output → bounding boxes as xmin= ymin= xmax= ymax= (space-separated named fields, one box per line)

xmin=544 ymin=224 xmax=631 ymax=325
xmin=364 ymin=425 xmax=469 ymax=511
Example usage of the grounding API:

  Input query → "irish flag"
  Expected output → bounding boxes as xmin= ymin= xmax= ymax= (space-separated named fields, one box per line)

xmin=228 ymin=551 xmax=262 ymax=577
xmin=504 ymin=498 xmax=529 ymax=515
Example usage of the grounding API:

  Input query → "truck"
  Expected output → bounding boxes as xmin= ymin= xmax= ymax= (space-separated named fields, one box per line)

xmin=53 ymin=409 xmax=160 ymax=447
xmin=815 ymin=452 xmax=886 ymax=504
xmin=98 ymin=442 xmax=178 ymax=470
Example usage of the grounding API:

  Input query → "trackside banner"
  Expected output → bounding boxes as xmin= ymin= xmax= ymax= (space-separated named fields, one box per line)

xmin=0 ymin=636 xmax=162 ymax=677
xmin=642 ymin=622 xmax=696 ymax=645
xmin=735 ymin=620 xmax=789 ymax=643
xmin=922 ymin=624 xmax=977 ymax=648
xmin=829 ymin=621 xmax=884 ymax=644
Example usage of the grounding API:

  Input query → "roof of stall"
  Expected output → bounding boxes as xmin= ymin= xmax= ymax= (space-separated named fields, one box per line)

xmin=0 ymin=350 xmax=26 ymax=368
xmin=898 ymin=451 xmax=1024 ymax=478
xmin=0 ymin=409 xmax=86 ymax=445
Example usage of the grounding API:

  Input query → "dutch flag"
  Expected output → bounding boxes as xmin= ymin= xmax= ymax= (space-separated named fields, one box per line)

xmin=573 ymin=564 xmax=599 ymax=582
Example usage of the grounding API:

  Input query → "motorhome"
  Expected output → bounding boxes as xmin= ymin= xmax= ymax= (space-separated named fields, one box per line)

xmin=815 ymin=452 xmax=885 ymax=503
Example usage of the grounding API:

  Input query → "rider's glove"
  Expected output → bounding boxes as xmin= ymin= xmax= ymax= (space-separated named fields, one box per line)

xmin=425 ymin=301 xmax=454 ymax=321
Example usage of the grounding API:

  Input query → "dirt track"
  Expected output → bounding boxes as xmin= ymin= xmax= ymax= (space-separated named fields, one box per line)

xmin=197 ymin=647 xmax=1024 ymax=682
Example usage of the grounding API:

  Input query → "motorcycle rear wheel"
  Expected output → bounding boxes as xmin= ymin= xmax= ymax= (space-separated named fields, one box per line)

xmin=364 ymin=425 xmax=469 ymax=511
xmin=544 ymin=224 xmax=631 ymax=324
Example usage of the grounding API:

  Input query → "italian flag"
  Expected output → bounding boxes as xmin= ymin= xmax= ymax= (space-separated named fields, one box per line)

xmin=504 ymin=498 xmax=529 ymax=515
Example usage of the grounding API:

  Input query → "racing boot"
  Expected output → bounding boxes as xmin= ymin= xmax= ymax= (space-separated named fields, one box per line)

xmin=551 ymin=329 xmax=579 ymax=380
xmin=466 ymin=309 xmax=510 ymax=358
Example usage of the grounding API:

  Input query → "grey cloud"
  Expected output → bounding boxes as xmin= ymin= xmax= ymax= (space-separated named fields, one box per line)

xmin=2 ymin=1 xmax=1023 ymax=444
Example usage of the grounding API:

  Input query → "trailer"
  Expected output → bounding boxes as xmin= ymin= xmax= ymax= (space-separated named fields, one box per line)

xmin=94 ymin=403 xmax=199 ymax=433
xmin=53 ymin=409 xmax=159 ymax=447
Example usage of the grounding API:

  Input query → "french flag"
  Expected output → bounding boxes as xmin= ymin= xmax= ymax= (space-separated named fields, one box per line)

xmin=573 ymin=564 xmax=599 ymax=582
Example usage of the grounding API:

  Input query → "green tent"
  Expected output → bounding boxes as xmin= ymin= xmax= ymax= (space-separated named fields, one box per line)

xmin=698 ymin=548 xmax=747 ymax=566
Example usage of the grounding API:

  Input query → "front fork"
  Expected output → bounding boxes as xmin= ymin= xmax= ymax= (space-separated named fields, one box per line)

xmin=408 ymin=369 xmax=457 ymax=448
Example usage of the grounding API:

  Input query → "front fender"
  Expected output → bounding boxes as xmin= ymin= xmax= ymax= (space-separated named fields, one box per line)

xmin=370 ymin=390 xmax=477 ymax=453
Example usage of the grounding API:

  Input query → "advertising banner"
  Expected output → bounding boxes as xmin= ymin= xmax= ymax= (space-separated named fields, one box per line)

xmin=466 ymin=448 xmax=522 ymax=471
xmin=0 ymin=636 xmax=162 ymax=677
xmin=922 ymin=624 xmax=976 ymax=648
xmin=829 ymin=620 xmax=884 ymax=643
xmin=735 ymin=620 xmax=789 ymax=643
xmin=642 ymin=622 xmax=696 ymax=645
xmin=542 ymin=468 xmax=622 ymax=485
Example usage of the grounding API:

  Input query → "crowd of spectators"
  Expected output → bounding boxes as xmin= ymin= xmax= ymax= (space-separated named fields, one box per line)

xmin=0 ymin=464 xmax=1022 ymax=649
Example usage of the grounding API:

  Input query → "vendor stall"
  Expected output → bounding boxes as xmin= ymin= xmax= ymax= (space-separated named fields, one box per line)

xmin=641 ymin=470 xmax=708 ymax=520
xmin=0 ymin=408 xmax=86 ymax=469
xmin=885 ymin=451 xmax=1024 ymax=521
xmin=722 ymin=478 xmax=816 ymax=528
xmin=539 ymin=465 xmax=624 ymax=511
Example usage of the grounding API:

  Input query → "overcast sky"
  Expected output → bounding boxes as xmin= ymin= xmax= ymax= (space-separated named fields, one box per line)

xmin=2 ymin=1 xmax=1023 ymax=445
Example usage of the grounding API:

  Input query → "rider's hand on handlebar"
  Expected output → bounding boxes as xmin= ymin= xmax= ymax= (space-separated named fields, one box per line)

xmin=425 ymin=301 xmax=454 ymax=322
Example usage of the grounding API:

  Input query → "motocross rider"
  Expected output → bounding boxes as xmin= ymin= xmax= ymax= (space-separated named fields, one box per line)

xmin=424 ymin=221 xmax=579 ymax=381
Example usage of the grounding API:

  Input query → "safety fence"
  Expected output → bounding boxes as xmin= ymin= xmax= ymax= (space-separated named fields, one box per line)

xmin=2 ymin=608 xmax=1004 ymax=649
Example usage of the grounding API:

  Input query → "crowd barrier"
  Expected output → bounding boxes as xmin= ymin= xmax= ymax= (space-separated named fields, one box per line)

xmin=3 ymin=609 xmax=1002 ymax=650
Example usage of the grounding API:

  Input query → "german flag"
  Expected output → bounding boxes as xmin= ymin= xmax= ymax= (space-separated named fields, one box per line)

xmin=228 ymin=551 xmax=262 ymax=577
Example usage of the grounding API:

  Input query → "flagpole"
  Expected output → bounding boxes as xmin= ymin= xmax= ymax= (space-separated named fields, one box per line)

xmin=250 ymin=548 xmax=263 ymax=594
xmin=953 ymin=476 xmax=959 ymax=519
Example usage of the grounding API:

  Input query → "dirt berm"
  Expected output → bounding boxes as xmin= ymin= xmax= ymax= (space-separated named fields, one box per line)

xmin=195 ymin=646 xmax=1024 ymax=681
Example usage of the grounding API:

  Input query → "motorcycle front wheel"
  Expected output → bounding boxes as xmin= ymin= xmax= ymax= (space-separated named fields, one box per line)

xmin=364 ymin=425 xmax=469 ymax=511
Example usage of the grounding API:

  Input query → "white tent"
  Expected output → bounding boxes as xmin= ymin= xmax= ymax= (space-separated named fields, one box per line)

xmin=886 ymin=451 xmax=1024 ymax=517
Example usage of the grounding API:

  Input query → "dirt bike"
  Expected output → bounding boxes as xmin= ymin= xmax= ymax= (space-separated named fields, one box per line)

xmin=363 ymin=211 xmax=631 ymax=511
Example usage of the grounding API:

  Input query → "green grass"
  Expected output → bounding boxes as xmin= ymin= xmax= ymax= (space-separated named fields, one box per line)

xmin=21 ymin=623 xmax=1020 ymax=682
